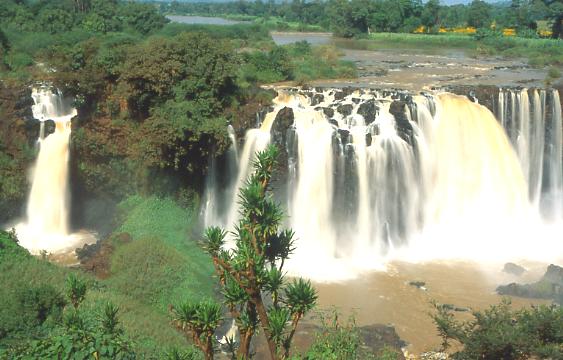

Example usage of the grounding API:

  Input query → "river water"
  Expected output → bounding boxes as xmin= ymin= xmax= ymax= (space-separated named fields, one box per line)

xmin=166 ymin=15 xmax=246 ymax=26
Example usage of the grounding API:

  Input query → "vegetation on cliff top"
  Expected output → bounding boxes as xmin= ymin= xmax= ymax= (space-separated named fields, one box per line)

xmin=161 ymin=0 xmax=562 ymax=39
xmin=0 ymin=0 xmax=355 ymax=213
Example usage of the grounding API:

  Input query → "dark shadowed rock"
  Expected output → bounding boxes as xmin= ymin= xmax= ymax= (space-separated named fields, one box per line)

xmin=338 ymin=129 xmax=350 ymax=145
xmin=365 ymin=133 xmax=372 ymax=146
xmin=329 ymin=119 xmax=339 ymax=128
xmin=358 ymin=99 xmax=378 ymax=125
xmin=408 ymin=281 xmax=426 ymax=289
xmin=372 ymin=124 xmax=381 ymax=136
xmin=310 ymin=93 xmax=324 ymax=106
xmin=271 ymin=107 xmax=294 ymax=148
xmin=44 ymin=120 xmax=56 ymax=136
xmin=333 ymin=87 xmax=355 ymax=101
xmin=334 ymin=90 xmax=345 ymax=100
xmin=389 ymin=100 xmax=414 ymax=144
xmin=337 ymin=104 xmax=353 ymax=117
xmin=270 ymin=107 xmax=295 ymax=188
xmin=322 ymin=107 xmax=335 ymax=118
xmin=352 ymin=98 xmax=361 ymax=104
xmin=358 ymin=324 xmax=407 ymax=359
xmin=497 ymin=264 xmax=563 ymax=304
xmin=503 ymin=262 xmax=526 ymax=276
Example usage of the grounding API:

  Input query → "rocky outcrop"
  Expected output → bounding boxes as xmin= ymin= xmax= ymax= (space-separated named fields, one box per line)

xmin=310 ymin=93 xmax=324 ymax=106
xmin=321 ymin=107 xmax=334 ymax=118
xmin=78 ymin=232 xmax=132 ymax=279
xmin=269 ymin=106 xmax=295 ymax=191
xmin=336 ymin=104 xmax=353 ymax=117
xmin=497 ymin=264 xmax=563 ymax=304
xmin=358 ymin=324 xmax=407 ymax=359
xmin=44 ymin=119 xmax=56 ymax=137
xmin=389 ymin=100 xmax=414 ymax=145
xmin=271 ymin=107 xmax=294 ymax=151
xmin=503 ymin=262 xmax=526 ymax=276
xmin=357 ymin=99 xmax=378 ymax=124
xmin=332 ymin=87 xmax=355 ymax=101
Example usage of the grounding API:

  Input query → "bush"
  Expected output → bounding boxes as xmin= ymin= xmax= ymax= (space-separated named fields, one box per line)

xmin=304 ymin=312 xmax=363 ymax=359
xmin=12 ymin=278 xmax=136 ymax=359
xmin=548 ymin=67 xmax=561 ymax=79
xmin=432 ymin=298 xmax=563 ymax=359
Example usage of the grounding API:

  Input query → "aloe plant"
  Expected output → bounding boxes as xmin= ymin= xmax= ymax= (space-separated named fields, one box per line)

xmin=174 ymin=145 xmax=317 ymax=360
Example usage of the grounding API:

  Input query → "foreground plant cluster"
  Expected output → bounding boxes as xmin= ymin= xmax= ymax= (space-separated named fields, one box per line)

xmin=172 ymin=146 xmax=317 ymax=360
xmin=433 ymin=299 xmax=562 ymax=359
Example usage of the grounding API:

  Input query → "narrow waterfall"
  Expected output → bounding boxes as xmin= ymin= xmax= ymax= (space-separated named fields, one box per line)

xmin=497 ymin=88 xmax=563 ymax=218
xmin=204 ymin=87 xmax=563 ymax=280
xmin=15 ymin=87 xmax=92 ymax=254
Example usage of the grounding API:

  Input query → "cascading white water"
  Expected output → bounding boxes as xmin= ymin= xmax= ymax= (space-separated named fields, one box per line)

xmin=205 ymin=87 xmax=563 ymax=281
xmin=14 ymin=87 xmax=94 ymax=254
xmin=203 ymin=93 xmax=299 ymax=233
xmin=498 ymin=88 xmax=563 ymax=218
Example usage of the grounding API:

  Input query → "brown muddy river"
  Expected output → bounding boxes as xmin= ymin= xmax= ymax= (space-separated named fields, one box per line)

xmin=313 ymin=260 xmax=553 ymax=354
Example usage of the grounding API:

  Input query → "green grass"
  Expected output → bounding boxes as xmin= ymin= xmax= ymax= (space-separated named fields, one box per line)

xmin=365 ymin=32 xmax=563 ymax=67
xmin=0 ymin=231 xmax=71 ymax=354
xmin=106 ymin=196 xmax=215 ymax=306
xmin=100 ymin=196 xmax=215 ymax=355
xmin=367 ymin=32 xmax=476 ymax=48
xmin=481 ymin=36 xmax=563 ymax=67
xmin=0 ymin=195 xmax=216 ymax=358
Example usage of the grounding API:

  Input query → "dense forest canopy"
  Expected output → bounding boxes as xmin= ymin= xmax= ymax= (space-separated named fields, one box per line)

xmin=158 ymin=0 xmax=563 ymax=38
xmin=0 ymin=0 xmax=354 ymax=223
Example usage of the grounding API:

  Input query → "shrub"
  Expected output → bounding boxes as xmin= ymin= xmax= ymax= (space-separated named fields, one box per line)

xmin=304 ymin=312 xmax=363 ymax=359
xmin=432 ymin=298 xmax=563 ymax=359
xmin=547 ymin=67 xmax=561 ymax=79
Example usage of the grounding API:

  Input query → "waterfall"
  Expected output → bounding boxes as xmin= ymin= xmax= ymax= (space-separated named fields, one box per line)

xmin=14 ymin=87 xmax=93 ymax=254
xmin=205 ymin=87 xmax=563 ymax=280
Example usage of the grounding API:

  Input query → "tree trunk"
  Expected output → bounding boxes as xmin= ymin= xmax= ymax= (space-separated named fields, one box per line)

xmin=252 ymin=294 xmax=279 ymax=360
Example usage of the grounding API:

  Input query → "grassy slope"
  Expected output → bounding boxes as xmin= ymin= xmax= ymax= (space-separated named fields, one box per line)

xmin=0 ymin=196 xmax=215 ymax=358
xmin=99 ymin=196 xmax=215 ymax=356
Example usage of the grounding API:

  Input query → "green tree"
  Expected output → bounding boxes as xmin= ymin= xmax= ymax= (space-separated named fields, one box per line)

xmin=467 ymin=0 xmax=492 ymax=28
xmin=120 ymin=2 xmax=168 ymax=35
xmin=421 ymin=0 xmax=441 ymax=31
xmin=38 ymin=8 xmax=74 ymax=34
xmin=0 ymin=27 xmax=9 ymax=69
xmin=326 ymin=0 xmax=355 ymax=37
xmin=173 ymin=146 xmax=317 ymax=360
